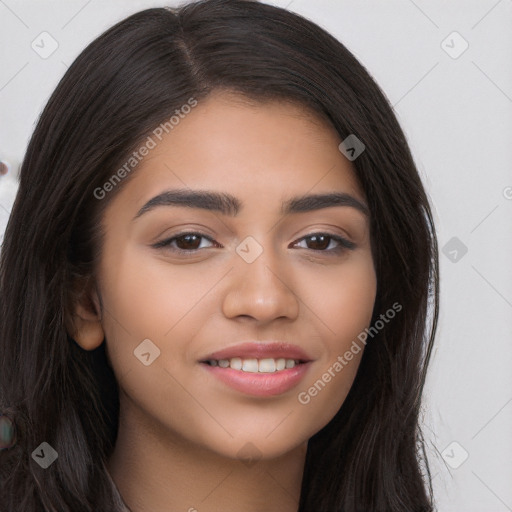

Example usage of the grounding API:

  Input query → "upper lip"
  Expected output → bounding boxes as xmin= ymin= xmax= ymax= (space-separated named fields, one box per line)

xmin=200 ymin=342 xmax=314 ymax=363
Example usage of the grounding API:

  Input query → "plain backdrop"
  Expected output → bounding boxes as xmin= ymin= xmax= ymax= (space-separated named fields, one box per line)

xmin=1 ymin=1 xmax=511 ymax=511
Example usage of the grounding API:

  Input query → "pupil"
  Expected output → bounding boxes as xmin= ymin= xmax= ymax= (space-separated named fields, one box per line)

xmin=178 ymin=234 xmax=200 ymax=250
xmin=308 ymin=235 xmax=329 ymax=250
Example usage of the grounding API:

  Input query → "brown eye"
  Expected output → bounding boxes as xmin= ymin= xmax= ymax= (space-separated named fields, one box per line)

xmin=292 ymin=233 xmax=356 ymax=253
xmin=304 ymin=234 xmax=331 ymax=250
xmin=174 ymin=234 xmax=202 ymax=250
xmin=152 ymin=232 xmax=218 ymax=253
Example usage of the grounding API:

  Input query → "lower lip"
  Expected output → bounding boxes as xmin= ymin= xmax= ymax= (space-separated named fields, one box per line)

xmin=200 ymin=362 xmax=312 ymax=397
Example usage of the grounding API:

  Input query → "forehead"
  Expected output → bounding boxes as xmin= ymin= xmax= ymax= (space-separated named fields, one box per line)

xmin=105 ymin=91 xmax=365 ymax=218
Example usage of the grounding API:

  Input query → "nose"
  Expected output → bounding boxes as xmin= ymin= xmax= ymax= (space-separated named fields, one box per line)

xmin=221 ymin=242 xmax=300 ymax=324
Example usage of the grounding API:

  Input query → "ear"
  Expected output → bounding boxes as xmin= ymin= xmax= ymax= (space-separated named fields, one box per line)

xmin=67 ymin=277 xmax=105 ymax=351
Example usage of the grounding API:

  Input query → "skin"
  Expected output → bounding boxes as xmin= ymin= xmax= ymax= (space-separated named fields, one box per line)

xmin=71 ymin=90 xmax=377 ymax=512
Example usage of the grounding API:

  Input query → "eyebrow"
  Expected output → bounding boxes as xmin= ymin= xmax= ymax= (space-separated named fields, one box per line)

xmin=132 ymin=189 xmax=369 ymax=221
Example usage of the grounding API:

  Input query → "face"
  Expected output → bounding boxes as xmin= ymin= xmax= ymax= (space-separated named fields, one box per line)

xmin=85 ymin=91 xmax=377 ymax=461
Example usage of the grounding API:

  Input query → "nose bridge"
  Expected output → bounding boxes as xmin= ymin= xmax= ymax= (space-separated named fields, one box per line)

xmin=221 ymin=234 xmax=300 ymax=322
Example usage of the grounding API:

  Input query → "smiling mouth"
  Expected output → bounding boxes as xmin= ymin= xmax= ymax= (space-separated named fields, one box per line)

xmin=201 ymin=357 xmax=307 ymax=373
xmin=200 ymin=357 xmax=312 ymax=397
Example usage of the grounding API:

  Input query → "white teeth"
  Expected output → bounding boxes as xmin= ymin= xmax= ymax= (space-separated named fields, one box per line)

xmin=242 ymin=359 xmax=259 ymax=372
xmin=230 ymin=357 xmax=242 ymax=370
xmin=285 ymin=359 xmax=295 ymax=369
xmin=258 ymin=358 xmax=276 ymax=373
xmin=207 ymin=357 xmax=299 ymax=372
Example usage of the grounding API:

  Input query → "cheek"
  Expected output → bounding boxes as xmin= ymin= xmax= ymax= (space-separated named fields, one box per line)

xmin=97 ymin=246 xmax=230 ymax=386
xmin=96 ymin=245 xmax=171 ymax=378
xmin=296 ymin=253 xmax=377 ymax=341
xmin=291 ymin=255 xmax=376 ymax=430
xmin=96 ymin=249 xmax=216 ymax=438
xmin=98 ymin=245 xmax=210 ymax=343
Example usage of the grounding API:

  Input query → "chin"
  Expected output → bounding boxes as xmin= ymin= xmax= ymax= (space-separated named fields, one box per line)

xmin=194 ymin=427 xmax=309 ymax=464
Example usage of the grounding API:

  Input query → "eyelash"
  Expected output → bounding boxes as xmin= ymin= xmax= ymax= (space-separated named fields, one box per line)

xmin=152 ymin=231 xmax=356 ymax=256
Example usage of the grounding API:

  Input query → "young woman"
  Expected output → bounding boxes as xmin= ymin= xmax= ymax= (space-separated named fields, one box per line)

xmin=0 ymin=1 xmax=439 ymax=510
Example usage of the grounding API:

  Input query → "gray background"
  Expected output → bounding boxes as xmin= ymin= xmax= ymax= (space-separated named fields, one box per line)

xmin=1 ymin=1 xmax=511 ymax=510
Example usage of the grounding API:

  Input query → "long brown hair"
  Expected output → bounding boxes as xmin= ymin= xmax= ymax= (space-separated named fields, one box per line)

xmin=0 ymin=1 xmax=439 ymax=510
